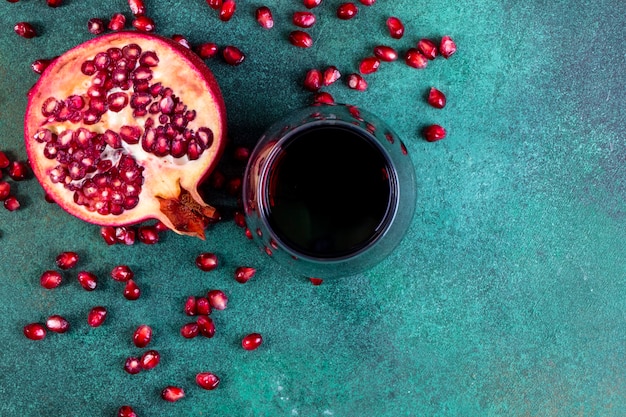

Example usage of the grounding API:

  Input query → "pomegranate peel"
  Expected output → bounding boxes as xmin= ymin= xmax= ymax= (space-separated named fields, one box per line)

xmin=24 ymin=32 xmax=227 ymax=239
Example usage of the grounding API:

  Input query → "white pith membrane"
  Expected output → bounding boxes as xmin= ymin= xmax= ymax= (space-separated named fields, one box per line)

xmin=25 ymin=33 xmax=225 ymax=238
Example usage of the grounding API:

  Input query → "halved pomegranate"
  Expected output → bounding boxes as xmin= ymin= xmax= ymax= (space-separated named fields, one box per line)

xmin=24 ymin=32 xmax=227 ymax=239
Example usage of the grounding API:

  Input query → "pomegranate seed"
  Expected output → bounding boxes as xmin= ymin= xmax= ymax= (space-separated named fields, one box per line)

xmin=46 ymin=0 xmax=62 ymax=6
xmin=124 ymin=279 xmax=141 ymax=300
xmin=87 ymin=306 xmax=107 ymax=327
xmin=3 ymin=196 xmax=20 ymax=211
xmin=417 ymin=39 xmax=438 ymax=60
xmin=244 ymin=227 xmax=253 ymax=239
xmin=140 ymin=349 xmax=160 ymax=370
xmin=241 ymin=333 xmax=263 ymax=350
xmin=128 ymin=0 xmax=146 ymax=16
xmin=138 ymin=225 xmax=159 ymax=244
xmin=124 ymin=356 xmax=142 ymax=374
xmin=207 ymin=289 xmax=228 ymax=310
xmin=303 ymin=68 xmax=322 ymax=91
xmin=161 ymin=386 xmax=185 ymax=402
xmin=0 ymin=151 xmax=9 ymax=169
xmin=171 ymin=34 xmax=191 ymax=49
xmin=440 ymin=36 xmax=457 ymax=58
xmin=222 ymin=45 xmax=245 ymax=66
xmin=196 ymin=297 xmax=211 ymax=315
xmin=322 ymin=66 xmax=341 ymax=86
xmin=347 ymin=73 xmax=367 ymax=91
xmin=196 ymin=252 xmax=218 ymax=271
xmin=196 ymin=372 xmax=220 ymax=390
xmin=423 ymin=125 xmax=447 ymax=142
xmin=226 ymin=177 xmax=242 ymax=195
xmin=293 ymin=11 xmax=316 ymax=28
xmin=14 ymin=22 xmax=36 ymax=38
xmin=312 ymin=91 xmax=335 ymax=105
xmin=40 ymin=270 xmax=62 ymax=289
xmin=210 ymin=170 xmax=226 ymax=189
xmin=46 ymin=315 xmax=70 ymax=333
xmin=256 ymin=6 xmax=274 ymax=29
xmin=117 ymin=406 xmax=137 ymax=417
xmin=233 ymin=211 xmax=246 ymax=227
xmin=373 ymin=45 xmax=398 ymax=62
xmin=235 ymin=266 xmax=256 ymax=283
xmin=180 ymin=322 xmax=199 ymax=338
xmin=206 ymin=0 xmax=222 ymax=10
xmin=386 ymin=17 xmax=404 ymax=39
xmin=337 ymin=3 xmax=358 ymax=20
xmin=219 ymin=0 xmax=236 ymax=22
xmin=8 ymin=160 xmax=29 ymax=180
xmin=133 ymin=324 xmax=152 ymax=348
xmin=23 ymin=323 xmax=46 ymax=340
xmin=153 ymin=220 xmax=169 ymax=232
xmin=195 ymin=42 xmax=218 ymax=59
xmin=289 ymin=30 xmax=313 ymax=48
xmin=132 ymin=15 xmax=155 ymax=32
xmin=115 ymin=226 xmax=136 ymax=245
xmin=184 ymin=296 xmax=197 ymax=315
xmin=358 ymin=0 xmax=375 ymax=4
xmin=0 ymin=182 xmax=10 ymax=200
xmin=100 ymin=226 xmax=117 ymax=245
xmin=77 ymin=271 xmax=98 ymax=291
xmin=427 ymin=87 xmax=446 ymax=109
xmin=309 ymin=277 xmax=323 ymax=285
xmin=111 ymin=265 xmax=134 ymax=281
xmin=405 ymin=48 xmax=428 ymax=69
xmin=87 ymin=18 xmax=105 ymax=35
xmin=303 ymin=0 xmax=322 ymax=9
xmin=233 ymin=146 xmax=250 ymax=162
xmin=197 ymin=315 xmax=215 ymax=337
xmin=108 ymin=13 xmax=126 ymax=31
xmin=56 ymin=251 xmax=79 ymax=270
xmin=31 ymin=58 xmax=53 ymax=74
xmin=359 ymin=56 xmax=380 ymax=74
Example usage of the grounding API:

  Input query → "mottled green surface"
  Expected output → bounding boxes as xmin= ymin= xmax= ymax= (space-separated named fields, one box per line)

xmin=1 ymin=1 xmax=625 ymax=416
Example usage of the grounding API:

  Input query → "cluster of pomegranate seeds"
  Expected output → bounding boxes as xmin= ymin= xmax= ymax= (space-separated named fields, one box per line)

xmin=255 ymin=6 xmax=274 ymax=29
xmin=161 ymin=386 xmax=185 ymax=402
xmin=234 ymin=266 xmax=256 ymax=283
xmin=289 ymin=30 xmax=314 ymax=48
xmin=14 ymin=22 xmax=36 ymax=38
xmin=87 ymin=306 xmax=107 ymax=327
xmin=241 ymin=333 xmax=263 ymax=351
xmin=117 ymin=406 xmax=137 ymax=417
xmin=196 ymin=252 xmax=218 ymax=271
xmin=293 ymin=11 xmax=316 ymax=28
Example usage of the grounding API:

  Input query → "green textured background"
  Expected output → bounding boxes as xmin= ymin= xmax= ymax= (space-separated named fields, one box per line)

xmin=1 ymin=0 xmax=625 ymax=416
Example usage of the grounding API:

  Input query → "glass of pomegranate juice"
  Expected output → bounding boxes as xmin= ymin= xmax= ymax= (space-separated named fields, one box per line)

xmin=242 ymin=104 xmax=416 ymax=278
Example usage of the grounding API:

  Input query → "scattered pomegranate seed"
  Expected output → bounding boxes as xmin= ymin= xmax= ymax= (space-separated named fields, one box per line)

xmin=405 ymin=48 xmax=428 ymax=69
xmin=46 ymin=0 xmax=62 ymax=6
xmin=359 ymin=56 xmax=380 ymax=74
xmin=0 ymin=182 xmax=10 ymax=200
xmin=347 ymin=73 xmax=367 ymax=91
xmin=0 ymin=152 xmax=9 ymax=169
xmin=14 ymin=22 xmax=37 ymax=38
xmin=219 ymin=0 xmax=236 ymax=22
xmin=244 ymin=227 xmax=254 ymax=239
xmin=180 ymin=322 xmax=199 ymax=338
xmin=108 ymin=13 xmax=126 ymax=31
xmin=128 ymin=0 xmax=146 ymax=16
xmin=256 ymin=6 xmax=274 ymax=29
xmin=124 ymin=279 xmax=141 ymax=300
xmin=427 ymin=87 xmax=446 ymax=109
xmin=31 ymin=58 xmax=54 ymax=74
xmin=115 ymin=227 xmax=136 ymax=245
xmin=233 ymin=146 xmax=250 ymax=162
xmin=184 ymin=296 xmax=197 ymax=315
xmin=77 ymin=271 xmax=98 ymax=291
xmin=87 ymin=18 xmax=105 ymax=35
xmin=293 ymin=11 xmax=316 ymax=28
xmin=303 ymin=0 xmax=322 ymax=8
xmin=226 ymin=177 xmax=242 ymax=195
xmin=161 ymin=386 xmax=185 ymax=402
xmin=210 ymin=170 xmax=226 ymax=189
xmin=309 ymin=277 xmax=323 ymax=285
xmin=373 ymin=45 xmax=398 ymax=62
xmin=117 ymin=406 xmax=137 ymax=417
xmin=46 ymin=315 xmax=70 ymax=333
xmin=337 ymin=3 xmax=358 ymax=20
xmin=111 ymin=265 xmax=134 ymax=281
xmin=100 ymin=226 xmax=117 ymax=245
xmin=359 ymin=0 xmax=375 ymax=4
xmin=124 ymin=356 xmax=142 ymax=374
xmin=56 ymin=251 xmax=79 ymax=270
xmin=206 ymin=0 xmax=222 ymax=10
xmin=40 ymin=270 xmax=62 ymax=289
xmin=132 ymin=15 xmax=155 ymax=32
xmin=303 ymin=68 xmax=322 ymax=91
xmin=23 ymin=323 xmax=46 ymax=340
xmin=3 ymin=196 xmax=20 ymax=211
xmin=386 ymin=17 xmax=404 ymax=39
xmin=207 ymin=289 xmax=228 ymax=310
xmin=197 ymin=315 xmax=215 ymax=337
xmin=195 ymin=42 xmax=219 ymax=59
xmin=235 ymin=266 xmax=256 ymax=283
xmin=196 ymin=372 xmax=220 ymax=390
xmin=423 ymin=124 xmax=447 ymax=142
xmin=289 ymin=30 xmax=314 ymax=48
xmin=312 ymin=91 xmax=335 ymax=105
xmin=233 ymin=211 xmax=246 ymax=227
xmin=171 ymin=34 xmax=191 ymax=49
xmin=195 ymin=253 xmax=218 ymax=272
xmin=222 ymin=45 xmax=245 ymax=66
xmin=87 ymin=306 xmax=107 ymax=327
xmin=196 ymin=297 xmax=211 ymax=315
xmin=133 ymin=324 xmax=152 ymax=348
xmin=241 ymin=333 xmax=263 ymax=350
xmin=8 ymin=160 xmax=29 ymax=180
xmin=153 ymin=220 xmax=169 ymax=232
xmin=138 ymin=225 xmax=159 ymax=244
xmin=440 ymin=36 xmax=457 ymax=58
xmin=417 ymin=39 xmax=438 ymax=60
xmin=140 ymin=349 xmax=160 ymax=370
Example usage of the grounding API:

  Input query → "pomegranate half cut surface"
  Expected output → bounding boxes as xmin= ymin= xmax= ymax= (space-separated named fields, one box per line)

xmin=25 ymin=32 xmax=227 ymax=238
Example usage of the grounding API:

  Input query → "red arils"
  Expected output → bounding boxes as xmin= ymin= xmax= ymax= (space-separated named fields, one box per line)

xmin=196 ymin=252 xmax=218 ymax=271
xmin=293 ymin=11 xmax=316 ymax=28
xmin=108 ymin=13 xmax=126 ymax=31
xmin=359 ymin=56 xmax=380 ymax=74
xmin=312 ymin=91 xmax=335 ymax=105
xmin=14 ymin=22 xmax=37 ymax=39
xmin=196 ymin=372 xmax=220 ymax=390
xmin=124 ymin=356 xmax=142 ymax=374
xmin=206 ymin=0 xmax=222 ymax=10
xmin=373 ymin=45 xmax=398 ymax=62
xmin=256 ymin=6 xmax=274 ymax=29
xmin=195 ymin=42 xmax=218 ymax=59
xmin=132 ymin=15 xmax=155 ymax=32
xmin=417 ymin=39 xmax=438 ymax=60
xmin=0 ymin=152 xmax=9 ymax=169
xmin=180 ymin=322 xmax=199 ymax=338
xmin=405 ymin=48 xmax=428 ymax=69
xmin=233 ymin=211 xmax=246 ymax=227
xmin=303 ymin=68 xmax=322 ymax=92
xmin=118 ymin=406 xmax=137 ymax=417
xmin=128 ymin=0 xmax=146 ymax=16
xmin=24 ymin=323 xmax=46 ymax=340
xmin=197 ymin=315 xmax=215 ymax=338
xmin=87 ymin=18 xmax=105 ymax=35
xmin=359 ymin=0 xmax=375 ymax=4
xmin=241 ymin=333 xmax=263 ymax=350
xmin=303 ymin=0 xmax=322 ymax=9
xmin=222 ymin=45 xmax=245 ymax=66
xmin=440 ymin=36 xmax=457 ymax=58
xmin=289 ymin=31 xmax=314 ymax=48
xmin=219 ymin=0 xmax=236 ymax=22
xmin=8 ymin=160 xmax=29 ymax=180
xmin=31 ymin=58 xmax=54 ymax=74
xmin=124 ymin=279 xmax=141 ymax=300
xmin=428 ymin=87 xmax=446 ymax=109
xmin=337 ymin=3 xmax=358 ymax=20
xmin=233 ymin=146 xmax=250 ymax=162
xmin=56 ymin=251 xmax=79 ymax=270
xmin=140 ymin=349 xmax=160 ymax=370
xmin=322 ymin=66 xmax=341 ymax=86
xmin=0 ymin=182 xmax=10 ymax=200
xmin=40 ymin=270 xmax=62 ymax=289
xmin=46 ymin=0 xmax=62 ymax=6
xmin=386 ymin=17 xmax=404 ymax=39
xmin=3 ymin=196 xmax=20 ymax=211
xmin=46 ymin=315 xmax=70 ymax=333
xmin=347 ymin=73 xmax=367 ymax=91
xmin=171 ymin=34 xmax=191 ymax=50
xmin=184 ymin=295 xmax=197 ymax=315
xmin=161 ymin=386 xmax=185 ymax=402
xmin=196 ymin=297 xmax=211 ymax=315
xmin=235 ymin=266 xmax=256 ymax=283
xmin=207 ymin=289 xmax=228 ymax=310
xmin=77 ymin=271 xmax=98 ymax=291
xmin=116 ymin=227 xmax=137 ymax=246
xmin=133 ymin=324 xmax=152 ymax=348
xmin=138 ymin=225 xmax=159 ymax=244
xmin=423 ymin=124 xmax=447 ymax=142
xmin=309 ymin=277 xmax=323 ymax=285
xmin=101 ymin=226 xmax=117 ymax=245
xmin=111 ymin=265 xmax=134 ymax=281
xmin=87 ymin=306 xmax=107 ymax=327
